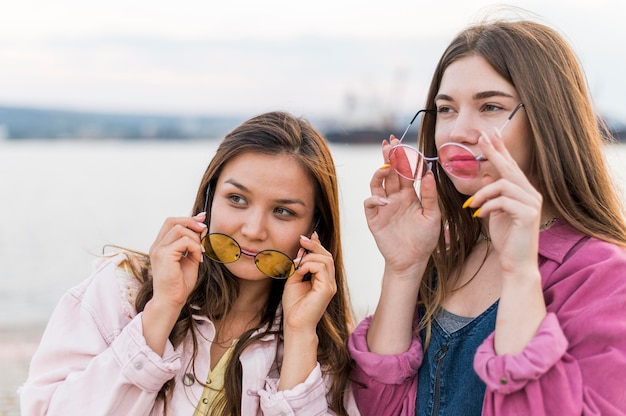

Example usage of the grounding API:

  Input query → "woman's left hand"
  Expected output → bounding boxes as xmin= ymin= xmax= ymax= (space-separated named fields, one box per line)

xmin=468 ymin=128 xmax=548 ymax=355
xmin=469 ymin=128 xmax=543 ymax=274
xmin=278 ymin=232 xmax=336 ymax=390
xmin=281 ymin=232 xmax=336 ymax=333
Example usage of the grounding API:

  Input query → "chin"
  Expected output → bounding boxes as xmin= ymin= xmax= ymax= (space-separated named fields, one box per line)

xmin=449 ymin=178 xmax=479 ymax=196
xmin=449 ymin=174 xmax=496 ymax=196
xmin=225 ymin=263 xmax=269 ymax=281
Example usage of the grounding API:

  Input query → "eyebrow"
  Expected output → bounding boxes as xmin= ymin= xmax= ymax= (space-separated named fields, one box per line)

xmin=434 ymin=90 xmax=515 ymax=102
xmin=224 ymin=179 xmax=308 ymax=207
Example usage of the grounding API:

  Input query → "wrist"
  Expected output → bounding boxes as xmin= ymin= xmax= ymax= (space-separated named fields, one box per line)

xmin=283 ymin=326 xmax=319 ymax=344
xmin=279 ymin=328 xmax=319 ymax=390
xmin=143 ymin=298 xmax=182 ymax=333
xmin=383 ymin=261 xmax=427 ymax=281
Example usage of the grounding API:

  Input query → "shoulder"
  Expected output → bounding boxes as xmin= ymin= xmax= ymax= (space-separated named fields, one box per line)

xmin=540 ymin=220 xmax=626 ymax=272
xmin=69 ymin=252 xmax=146 ymax=322
xmin=540 ymin=222 xmax=626 ymax=310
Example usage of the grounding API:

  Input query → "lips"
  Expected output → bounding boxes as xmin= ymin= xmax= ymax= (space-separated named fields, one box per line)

xmin=445 ymin=149 xmax=476 ymax=161
xmin=240 ymin=248 xmax=258 ymax=258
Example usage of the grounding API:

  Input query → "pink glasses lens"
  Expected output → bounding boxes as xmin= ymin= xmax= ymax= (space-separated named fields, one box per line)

xmin=389 ymin=145 xmax=430 ymax=180
xmin=437 ymin=143 xmax=480 ymax=179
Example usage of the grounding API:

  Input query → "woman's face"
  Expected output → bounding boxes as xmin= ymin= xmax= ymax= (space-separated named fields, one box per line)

xmin=434 ymin=55 xmax=533 ymax=195
xmin=209 ymin=151 xmax=316 ymax=281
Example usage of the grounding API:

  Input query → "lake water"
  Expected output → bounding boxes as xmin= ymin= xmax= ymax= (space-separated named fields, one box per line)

xmin=2 ymin=139 xmax=626 ymax=329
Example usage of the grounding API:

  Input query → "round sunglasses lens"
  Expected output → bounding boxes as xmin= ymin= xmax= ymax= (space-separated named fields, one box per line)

xmin=437 ymin=144 xmax=479 ymax=179
xmin=255 ymin=250 xmax=295 ymax=279
xmin=389 ymin=145 xmax=428 ymax=181
xmin=202 ymin=233 xmax=241 ymax=263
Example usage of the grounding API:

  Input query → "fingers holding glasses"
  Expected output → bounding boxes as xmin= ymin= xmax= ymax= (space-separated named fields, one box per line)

xmin=150 ymin=213 xmax=207 ymax=261
xmin=476 ymin=129 xmax=534 ymax=191
xmin=149 ymin=214 xmax=207 ymax=309
xmin=293 ymin=232 xmax=335 ymax=286
xmin=282 ymin=232 xmax=336 ymax=331
xmin=466 ymin=130 xmax=543 ymax=244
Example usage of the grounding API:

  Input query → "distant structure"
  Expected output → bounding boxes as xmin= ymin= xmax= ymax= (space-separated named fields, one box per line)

xmin=0 ymin=106 xmax=244 ymax=140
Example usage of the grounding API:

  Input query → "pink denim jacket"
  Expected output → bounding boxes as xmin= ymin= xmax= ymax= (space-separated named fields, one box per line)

xmin=349 ymin=220 xmax=626 ymax=415
xmin=20 ymin=253 xmax=359 ymax=415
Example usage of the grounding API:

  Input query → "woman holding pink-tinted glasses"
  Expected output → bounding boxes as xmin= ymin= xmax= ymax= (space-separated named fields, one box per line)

xmin=349 ymin=16 xmax=626 ymax=416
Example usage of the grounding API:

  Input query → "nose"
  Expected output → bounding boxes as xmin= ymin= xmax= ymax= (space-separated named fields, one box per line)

xmin=445 ymin=111 xmax=482 ymax=145
xmin=240 ymin=210 xmax=268 ymax=242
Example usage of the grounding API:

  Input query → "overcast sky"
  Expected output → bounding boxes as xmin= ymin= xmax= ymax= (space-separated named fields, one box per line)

xmin=1 ymin=0 xmax=625 ymax=123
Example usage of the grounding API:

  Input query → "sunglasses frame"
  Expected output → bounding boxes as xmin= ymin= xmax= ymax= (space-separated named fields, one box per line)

xmin=389 ymin=103 xmax=525 ymax=181
xmin=203 ymin=232 xmax=298 ymax=279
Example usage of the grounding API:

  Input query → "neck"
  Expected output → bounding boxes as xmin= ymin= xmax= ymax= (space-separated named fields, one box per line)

xmin=232 ymin=279 xmax=272 ymax=315
xmin=479 ymin=211 xmax=559 ymax=241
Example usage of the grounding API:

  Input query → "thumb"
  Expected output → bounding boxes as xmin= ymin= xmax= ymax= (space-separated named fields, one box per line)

xmin=419 ymin=172 xmax=440 ymax=220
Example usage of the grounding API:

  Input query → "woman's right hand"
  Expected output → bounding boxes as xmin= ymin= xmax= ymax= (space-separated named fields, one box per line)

xmin=365 ymin=138 xmax=441 ymax=354
xmin=148 ymin=212 xmax=207 ymax=310
xmin=142 ymin=213 xmax=207 ymax=355
xmin=364 ymin=137 xmax=441 ymax=274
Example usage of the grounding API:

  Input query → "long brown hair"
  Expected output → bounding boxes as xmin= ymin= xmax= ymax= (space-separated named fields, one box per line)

xmin=417 ymin=19 xmax=626 ymax=345
xmin=131 ymin=111 xmax=354 ymax=414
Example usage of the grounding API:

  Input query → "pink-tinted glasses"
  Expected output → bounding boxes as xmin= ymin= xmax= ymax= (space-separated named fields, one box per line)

xmin=388 ymin=103 xmax=525 ymax=180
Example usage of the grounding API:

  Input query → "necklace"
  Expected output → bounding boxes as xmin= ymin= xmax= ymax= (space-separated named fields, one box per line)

xmin=479 ymin=217 xmax=558 ymax=242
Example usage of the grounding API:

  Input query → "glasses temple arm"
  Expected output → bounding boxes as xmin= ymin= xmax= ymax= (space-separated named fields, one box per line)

xmin=499 ymin=103 xmax=525 ymax=133
xmin=398 ymin=109 xmax=435 ymax=143
xmin=202 ymin=183 xmax=212 ymax=228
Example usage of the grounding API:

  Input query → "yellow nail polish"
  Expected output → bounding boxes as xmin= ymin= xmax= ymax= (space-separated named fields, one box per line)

xmin=462 ymin=195 xmax=474 ymax=209
xmin=379 ymin=163 xmax=391 ymax=170
xmin=472 ymin=208 xmax=482 ymax=218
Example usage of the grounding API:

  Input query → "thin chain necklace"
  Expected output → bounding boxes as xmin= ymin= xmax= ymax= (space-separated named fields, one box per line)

xmin=479 ymin=217 xmax=558 ymax=242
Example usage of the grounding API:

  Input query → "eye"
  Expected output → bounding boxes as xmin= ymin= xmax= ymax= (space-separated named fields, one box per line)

xmin=482 ymin=103 xmax=503 ymax=113
xmin=228 ymin=194 xmax=247 ymax=206
xmin=436 ymin=106 xmax=454 ymax=114
xmin=274 ymin=207 xmax=296 ymax=217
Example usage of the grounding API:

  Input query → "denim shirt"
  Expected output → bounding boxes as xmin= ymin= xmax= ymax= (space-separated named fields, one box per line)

xmin=417 ymin=301 xmax=498 ymax=416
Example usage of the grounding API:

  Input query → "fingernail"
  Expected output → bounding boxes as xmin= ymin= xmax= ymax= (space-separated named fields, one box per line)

xmin=197 ymin=222 xmax=207 ymax=228
xmin=294 ymin=248 xmax=305 ymax=265
xmin=379 ymin=163 xmax=391 ymax=170
xmin=379 ymin=197 xmax=390 ymax=205
xmin=462 ymin=195 xmax=474 ymax=209
xmin=480 ymin=132 xmax=492 ymax=146
xmin=312 ymin=231 xmax=319 ymax=239
xmin=300 ymin=235 xmax=310 ymax=242
xmin=193 ymin=212 xmax=206 ymax=219
xmin=472 ymin=208 xmax=482 ymax=218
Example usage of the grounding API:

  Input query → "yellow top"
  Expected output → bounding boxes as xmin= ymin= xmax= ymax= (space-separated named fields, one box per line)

xmin=193 ymin=340 xmax=238 ymax=416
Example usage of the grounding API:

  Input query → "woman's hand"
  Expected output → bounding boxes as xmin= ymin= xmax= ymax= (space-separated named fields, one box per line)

xmin=364 ymin=137 xmax=441 ymax=355
xmin=468 ymin=131 xmax=542 ymax=273
xmin=467 ymin=129 xmax=547 ymax=355
xmin=149 ymin=212 xmax=207 ymax=309
xmin=364 ymin=137 xmax=441 ymax=274
xmin=142 ymin=212 xmax=207 ymax=355
xmin=281 ymin=231 xmax=336 ymax=333
xmin=279 ymin=232 xmax=335 ymax=390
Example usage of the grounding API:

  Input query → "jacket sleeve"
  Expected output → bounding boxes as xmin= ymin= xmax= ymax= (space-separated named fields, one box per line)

xmin=474 ymin=240 xmax=626 ymax=415
xmin=347 ymin=315 xmax=422 ymax=416
xmin=257 ymin=363 xmax=360 ymax=415
xmin=19 ymin=256 xmax=181 ymax=416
